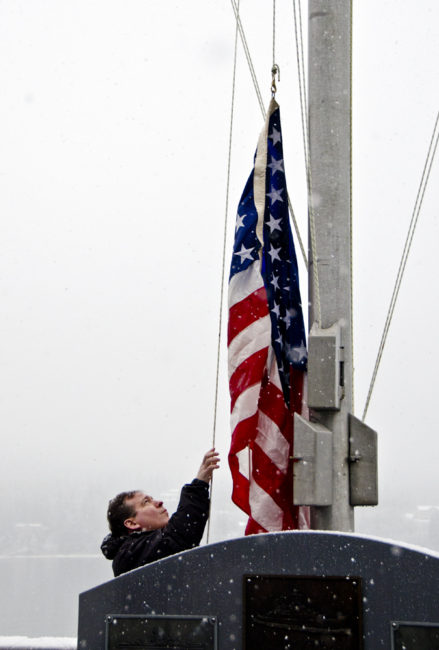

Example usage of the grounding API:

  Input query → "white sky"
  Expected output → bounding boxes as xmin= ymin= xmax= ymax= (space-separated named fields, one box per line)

xmin=1 ymin=0 xmax=439 ymax=601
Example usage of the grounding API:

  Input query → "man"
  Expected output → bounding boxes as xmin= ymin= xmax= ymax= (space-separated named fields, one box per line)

xmin=101 ymin=448 xmax=220 ymax=577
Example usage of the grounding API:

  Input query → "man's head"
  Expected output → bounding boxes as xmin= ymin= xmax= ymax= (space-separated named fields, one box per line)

xmin=107 ymin=491 xmax=169 ymax=537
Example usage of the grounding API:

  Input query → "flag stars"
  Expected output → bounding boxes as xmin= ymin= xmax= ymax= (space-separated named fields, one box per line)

xmin=267 ymin=187 xmax=284 ymax=205
xmin=268 ymin=156 xmax=284 ymax=175
xmin=285 ymin=341 xmax=308 ymax=364
xmin=267 ymin=213 xmax=282 ymax=233
xmin=235 ymin=213 xmax=246 ymax=231
xmin=235 ymin=243 xmax=255 ymax=262
xmin=268 ymin=245 xmax=282 ymax=262
xmin=269 ymin=127 xmax=281 ymax=145
xmin=230 ymin=106 xmax=307 ymax=417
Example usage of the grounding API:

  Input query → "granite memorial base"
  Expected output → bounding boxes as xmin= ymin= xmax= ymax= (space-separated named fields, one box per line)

xmin=78 ymin=532 xmax=439 ymax=649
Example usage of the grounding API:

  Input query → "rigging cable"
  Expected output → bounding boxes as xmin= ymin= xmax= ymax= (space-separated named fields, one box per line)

xmin=230 ymin=0 xmax=308 ymax=269
xmin=292 ymin=0 xmax=354 ymax=405
xmin=362 ymin=109 xmax=439 ymax=421
xmin=209 ymin=1 xmax=310 ymax=541
xmin=230 ymin=0 xmax=265 ymax=118
xmin=349 ymin=1 xmax=354 ymax=412
xmin=206 ymin=0 xmax=241 ymax=546
xmin=292 ymin=0 xmax=319 ymax=319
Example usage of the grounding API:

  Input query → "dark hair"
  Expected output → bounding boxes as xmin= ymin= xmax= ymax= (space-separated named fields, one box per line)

xmin=107 ymin=491 xmax=139 ymax=537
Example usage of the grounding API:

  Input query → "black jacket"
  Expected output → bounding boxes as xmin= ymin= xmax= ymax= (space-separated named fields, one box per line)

xmin=101 ymin=479 xmax=210 ymax=577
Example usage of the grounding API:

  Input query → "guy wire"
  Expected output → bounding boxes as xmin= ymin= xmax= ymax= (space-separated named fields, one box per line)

xmin=362 ymin=109 xmax=439 ymax=420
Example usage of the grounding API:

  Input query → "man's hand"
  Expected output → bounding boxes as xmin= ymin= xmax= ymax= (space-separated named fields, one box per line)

xmin=196 ymin=448 xmax=220 ymax=483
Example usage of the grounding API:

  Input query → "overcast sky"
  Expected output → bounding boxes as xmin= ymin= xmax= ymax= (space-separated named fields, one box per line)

xmin=1 ymin=0 xmax=439 ymax=633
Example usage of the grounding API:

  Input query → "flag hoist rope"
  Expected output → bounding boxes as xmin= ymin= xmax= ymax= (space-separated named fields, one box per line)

xmin=230 ymin=0 xmax=308 ymax=269
xmin=208 ymin=0 xmax=311 ymax=543
xmin=292 ymin=0 xmax=353 ymax=404
xmin=209 ymin=4 xmax=439 ymax=525
xmin=206 ymin=0 xmax=241 ymax=546
xmin=292 ymin=0 xmax=321 ymax=328
xmin=362 ymin=109 xmax=439 ymax=421
xmin=350 ymin=2 xmax=355 ymax=412
xmin=208 ymin=0 xmax=330 ymax=542
xmin=272 ymin=0 xmax=276 ymax=74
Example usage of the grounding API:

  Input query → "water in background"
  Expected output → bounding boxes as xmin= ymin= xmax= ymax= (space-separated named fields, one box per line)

xmin=0 ymin=556 xmax=109 ymax=637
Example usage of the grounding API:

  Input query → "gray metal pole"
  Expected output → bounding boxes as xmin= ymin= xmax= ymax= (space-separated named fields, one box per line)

xmin=308 ymin=0 xmax=354 ymax=531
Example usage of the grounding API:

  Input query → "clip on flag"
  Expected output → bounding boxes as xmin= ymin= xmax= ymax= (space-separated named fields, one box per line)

xmin=228 ymin=98 xmax=309 ymax=534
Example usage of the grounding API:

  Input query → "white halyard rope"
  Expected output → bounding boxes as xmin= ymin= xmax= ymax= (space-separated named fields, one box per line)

xmin=207 ymin=0 xmax=241 ymax=545
xmin=293 ymin=0 xmax=320 ymax=325
xmin=230 ymin=0 xmax=308 ymax=269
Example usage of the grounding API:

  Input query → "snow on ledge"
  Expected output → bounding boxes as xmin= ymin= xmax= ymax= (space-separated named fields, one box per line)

xmin=0 ymin=638 xmax=76 ymax=649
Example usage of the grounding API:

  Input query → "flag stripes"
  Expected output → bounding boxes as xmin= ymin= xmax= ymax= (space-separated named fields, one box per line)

xmin=228 ymin=98 xmax=309 ymax=534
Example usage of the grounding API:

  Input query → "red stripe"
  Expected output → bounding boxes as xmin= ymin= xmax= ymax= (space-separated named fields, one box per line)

xmin=228 ymin=297 xmax=307 ymax=534
xmin=228 ymin=287 xmax=268 ymax=345
xmin=250 ymin=441 xmax=302 ymax=531
xmin=230 ymin=426 xmax=304 ymax=533
xmin=244 ymin=508 xmax=299 ymax=534
xmin=289 ymin=367 xmax=305 ymax=414
xmin=229 ymin=413 xmax=259 ymax=454
xmin=230 ymin=410 xmax=291 ymax=499
xmin=245 ymin=518 xmax=268 ymax=535
xmin=229 ymin=456 xmax=251 ymax=515
xmin=258 ymin=379 xmax=292 ymax=439
xmin=251 ymin=442 xmax=292 ymax=511
xmin=229 ymin=348 xmax=268 ymax=412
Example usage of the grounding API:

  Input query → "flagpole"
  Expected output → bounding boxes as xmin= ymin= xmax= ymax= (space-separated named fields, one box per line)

xmin=307 ymin=0 xmax=354 ymax=531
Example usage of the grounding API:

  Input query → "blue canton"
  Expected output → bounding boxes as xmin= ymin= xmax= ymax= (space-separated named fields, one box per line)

xmin=229 ymin=105 xmax=307 ymax=407
xmin=230 ymin=169 xmax=261 ymax=280
xmin=262 ymin=107 xmax=307 ymax=402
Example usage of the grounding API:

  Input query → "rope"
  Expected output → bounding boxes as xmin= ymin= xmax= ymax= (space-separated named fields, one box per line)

xmin=209 ymin=0 xmax=308 ymax=544
xmin=206 ymin=0 xmax=241 ymax=545
xmin=272 ymin=0 xmax=276 ymax=68
xmin=230 ymin=0 xmax=265 ymax=119
xmin=349 ymin=1 xmax=354 ymax=412
xmin=292 ymin=0 xmax=320 ymax=324
xmin=362 ymin=109 xmax=439 ymax=421
xmin=288 ymin=196 xmax=308 ymax=269
xmin=272 ymin=1 xmax=307 ymax=268
xmin=230 ymin=0 xmax=307 ymax=269
xmin=292 ymin=1 xmax=353 ymax=411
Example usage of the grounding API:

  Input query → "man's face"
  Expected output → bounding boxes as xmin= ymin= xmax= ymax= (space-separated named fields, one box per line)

xmin=124 ymin=491 xmax=169 ymax=532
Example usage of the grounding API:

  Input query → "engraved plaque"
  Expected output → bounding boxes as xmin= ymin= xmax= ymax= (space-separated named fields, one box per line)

xmin=244 ymin=575 xmax=363 ymax=649
xmin=105 ymin=614 xmax=217 ymax=650
xmin=392 ymin=622 xmax=439 ymax=649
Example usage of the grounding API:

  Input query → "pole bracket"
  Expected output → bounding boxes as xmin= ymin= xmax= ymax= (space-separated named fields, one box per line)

xmin=292 ymin=413 xmax=333 ymax=505
xmin=348 ymin=414 xmax=378 ymax=506
xmin=307 ymin=322 xmax=343 ymax=410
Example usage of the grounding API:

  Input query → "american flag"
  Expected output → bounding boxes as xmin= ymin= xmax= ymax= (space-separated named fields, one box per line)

xmin=228 ymin=98 xmax=309 ymax=534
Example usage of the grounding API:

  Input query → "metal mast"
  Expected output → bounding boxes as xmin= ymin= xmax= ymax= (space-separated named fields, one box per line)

xmin=308 ymin=0 xmax=353 ymax=531
xmin=293 ymin=0 xmax=377 ymax=530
